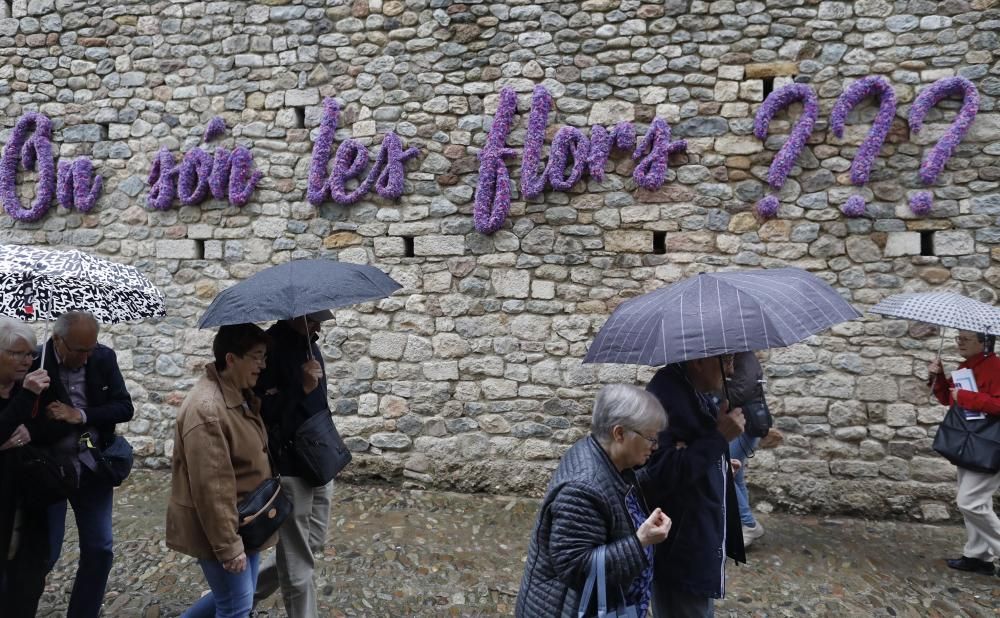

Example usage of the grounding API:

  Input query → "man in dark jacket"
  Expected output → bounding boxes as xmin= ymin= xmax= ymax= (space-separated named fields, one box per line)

xmin=253 ymin=311 xmax=336 ymax=618
xmin=639 ymin=356 xmax=746 ymax=618
xmin=30 ymin=311 xmax=134 ymax=618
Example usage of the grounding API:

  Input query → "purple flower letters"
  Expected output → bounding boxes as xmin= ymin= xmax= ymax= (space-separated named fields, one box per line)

xmin=753 ymin=83 xmax=819 ymax=219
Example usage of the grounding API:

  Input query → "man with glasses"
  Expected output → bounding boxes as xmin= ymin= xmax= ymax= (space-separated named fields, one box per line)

xmin=639 ymin=355 xmax=746 ymax=618
xmin=252 ymin=311 xmax=338 ymax=617
xmin=29 ymin=311 xmax=133 ymax=618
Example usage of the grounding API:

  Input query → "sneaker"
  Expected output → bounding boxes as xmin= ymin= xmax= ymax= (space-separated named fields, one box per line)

xmin=742 ymin=521 xmax=765 ymax=548
xmin=945 ymin=556 xmax=996 ymax=575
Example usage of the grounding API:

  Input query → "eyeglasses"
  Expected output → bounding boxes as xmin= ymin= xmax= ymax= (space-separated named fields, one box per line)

xmin=56 ymin=337 xmax=97 ymax=355
xmin=3 ymin=349 xmax=38 ymax=361
xmin=242 ymin=352 xmax=267 ymax=365
xmin=955 ymin=337 xmax=979 ymax=345
xmin=628 ymin=428 xmax=659 ymax=447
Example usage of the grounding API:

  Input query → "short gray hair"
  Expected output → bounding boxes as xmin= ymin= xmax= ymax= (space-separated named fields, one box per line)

xmin=591 ymin=384 xmax=667 ymax=444
xmin=0 ymin=317 xmax=37 ymax=350
xmin=53 ymin=311 xmax=99 ymax=338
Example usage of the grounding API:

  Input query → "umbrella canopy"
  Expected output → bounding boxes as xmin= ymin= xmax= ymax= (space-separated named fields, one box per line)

xmin=869 ymin=291 xmax=1000 ymax=335
xmin=0 ymin=245 xmax=165 ymax=323
xmin=584 ymin=267 xmax=861 ymax=366
xmin=198 ymin=258 xmax=401 ymax=328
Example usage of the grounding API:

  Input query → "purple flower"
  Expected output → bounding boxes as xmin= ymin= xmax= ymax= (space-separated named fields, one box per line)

xmin=474 ymin=87 xmax=519 ymax=234
xmin=146 ymin=146 xmax=177 ymax=210
xmin=755 ymin=83 xmax=819 ymax=192
xmin=203 ymin=117 xmax=226 ymax=143
xmin=547 ymin=126 xmax=590 ymax=191
xmin=307 ymin=97 xmax=340 ymax=206
xmin=56 ymin=158 xmax=103 ymax=213
xmin=756 ymin=195 xmax=780 ymax=219
xmin=831 ymin=76 xmax=897 ymax=186
xmin=520 ymin=85 xmax=552 ymax=199
xmin=176 ymin=147 xmax=213 ymax=206
xmin=227 ymin=146 xmax=263 ymax=207
xmin=632 ymin=117 xmax=687 ymax=191
xmin=908 ymin=76 xmax=979 ymax=214
xmin=587 ymin=122 xmax=635 ymax=181
xmin=209 ymin=147 xmax=232 ymax=200
xmin=373 ymin=132 xmax=420 ymax=199
xmin=1 ymin=112 xmax=56 ymax=222
xmin=327 ymin=139 xmax=374 ymax=204
xmin=909 ymin=191 xmax=933 ymax=216
xmin=840 ymin=195 xmax=867 ymax=218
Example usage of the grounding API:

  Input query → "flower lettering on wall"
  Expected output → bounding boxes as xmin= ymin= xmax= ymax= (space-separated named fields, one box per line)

xmin=307 ymin=97 xmax=420 ymax=207
xmin=474 ymin=84 xmax=686 ymax=235
xmin=0 ymin=111 xmax=103 ymax=222
xmin=145 ymin=116 xmax=263 ymax=211
xmin=753 ymin=83 xmax=820 ymax=219
xmin=908 ymin=76 xmax=980 ymax=216
xmin=830 ymin=76 xmax=898 ymax=218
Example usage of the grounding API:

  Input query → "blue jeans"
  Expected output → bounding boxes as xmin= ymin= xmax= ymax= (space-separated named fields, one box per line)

xmin=729 ymin=435 xmax=761 ymax=527
xmin=47 ymin=469 xmax=115 ymax=618
xmin=184 ymin=552 xmax=260 ymax=618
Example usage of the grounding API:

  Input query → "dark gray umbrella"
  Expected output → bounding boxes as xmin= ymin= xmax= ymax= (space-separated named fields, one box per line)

xmin=198 ymin=259 xmax=401 ymax=328
xmin=583 ymin=267 xmax=861 ymax=366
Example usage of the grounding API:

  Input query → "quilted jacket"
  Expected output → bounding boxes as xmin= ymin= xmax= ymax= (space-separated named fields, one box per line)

xmin=515 ymin=435 xmax=650 ymax=617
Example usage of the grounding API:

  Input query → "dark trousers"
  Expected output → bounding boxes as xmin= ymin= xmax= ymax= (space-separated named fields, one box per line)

xmin=652 ymin=584 xmax=715 ymax=618
xmin=0 ymin=505 xmax=49 ymax=618
xmin=47 ymin=470 xmax=115 ymax=618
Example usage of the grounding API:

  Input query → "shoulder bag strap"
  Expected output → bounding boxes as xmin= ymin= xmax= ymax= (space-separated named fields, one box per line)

xmin=577 ymin=546 xmax=600 ymax=618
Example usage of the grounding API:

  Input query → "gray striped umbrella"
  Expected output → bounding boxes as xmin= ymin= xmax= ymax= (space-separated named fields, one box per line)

xmin=869 ymin=291 xmax=1000 ymax=334
xmin=583 ymin=267 xmax=861 ymax=366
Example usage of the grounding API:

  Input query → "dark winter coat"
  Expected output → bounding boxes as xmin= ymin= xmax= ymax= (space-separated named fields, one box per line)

xmin=516 ymin=436 xmax=650 ymax=617
xmin=638 ymin=364 xmax=745 ymax=600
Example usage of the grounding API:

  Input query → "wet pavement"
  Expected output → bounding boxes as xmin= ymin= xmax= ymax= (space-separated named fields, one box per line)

xmin=38 ymin=471 xmax=998 ymax=617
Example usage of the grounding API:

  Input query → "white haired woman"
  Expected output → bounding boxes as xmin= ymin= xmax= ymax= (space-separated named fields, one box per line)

xmin=0 ymin=316 xmax=51 ymax=617
xmin=516 ymin=384 xmax=672 ymax=617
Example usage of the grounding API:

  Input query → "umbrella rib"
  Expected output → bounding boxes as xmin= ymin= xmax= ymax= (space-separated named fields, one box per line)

xmin=716 ymin=278 xmax=726 ymax=353
xmin=698 ymin=276 xmax=707 ymax=358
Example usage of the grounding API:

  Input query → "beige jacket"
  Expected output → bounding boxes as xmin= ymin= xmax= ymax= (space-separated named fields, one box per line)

xmin=166 ymin=363 xmax=276 ymax=561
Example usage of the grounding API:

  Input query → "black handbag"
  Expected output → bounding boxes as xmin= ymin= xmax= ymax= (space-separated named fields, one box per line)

xmin=933 ymin=405 xmax=1000 ymax=473
xmin=95 ymin=434 xmax=134 ymax=487
xmin=291 ymin=411 xmax=352 ymax=487
xmin=742 ymin=399 xmax=773 ymax=439
xmin=237 ymin=477 xmax=292 ymax=552
xmin=16 ymin=445 xmax=78 ymax=508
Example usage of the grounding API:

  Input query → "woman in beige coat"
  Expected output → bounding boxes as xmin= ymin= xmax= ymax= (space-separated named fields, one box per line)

xmin=166 ymin=323 xmax=274 ymax=618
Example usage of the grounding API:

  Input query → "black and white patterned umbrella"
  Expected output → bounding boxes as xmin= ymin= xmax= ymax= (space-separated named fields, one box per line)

xmin=584 ymin=268 xmax=861 ymax=366
xmin=869 ymin=291 xmax=1000 ymax=334
xmin=0 ymin=245 xmax=165 ymax=323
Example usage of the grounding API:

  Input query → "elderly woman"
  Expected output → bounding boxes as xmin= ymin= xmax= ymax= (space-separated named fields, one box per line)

xmin=516 ymin=384 xmax=671 ymax=617
xmin=166 ymin=323 xmax=275 ymax=618
xmin=0 ymin=317 xmax=51 ymax=617
xmin=929 ymin=330 xmax=1000 ymax=576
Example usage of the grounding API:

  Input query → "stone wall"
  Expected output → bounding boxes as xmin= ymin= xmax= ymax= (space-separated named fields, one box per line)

xmin=1 ymin=0 xmax=999 ymax=521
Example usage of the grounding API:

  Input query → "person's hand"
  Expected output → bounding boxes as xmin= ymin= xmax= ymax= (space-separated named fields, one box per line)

xmin=928 ymin=358 xmax=943 ymax=378
xmin=717 ymin=406 xmax=745 ymax=441
xmin=730 ymin=459 xmax=742 ymax=474
xmin=951 ymin=387 xmax=960 ymax=404
xmin=46 ymin=401 xmax=84 ymax=424
xmin=222 ymin=552 xmax=247 ymax=573
xmin=22 ymin=369 xmax=50 ymax=395
xmin=759 ymin=428 xmax=783 ymax=449
xmin=636 ymin=508 xmax=671 ymax=546
xmin=0 ymin=424 xmax=30 ymax=451
xmin=301 ymin=359 xmax=323 ymax=394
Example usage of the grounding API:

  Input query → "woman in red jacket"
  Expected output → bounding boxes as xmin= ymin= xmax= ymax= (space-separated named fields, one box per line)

xmin=928 ymin=330 xmax=1000 ymax=576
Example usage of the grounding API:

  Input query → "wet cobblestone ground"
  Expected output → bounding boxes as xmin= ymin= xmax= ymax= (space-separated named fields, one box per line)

xmin=37 ymin=471 xmax=998 ymax=617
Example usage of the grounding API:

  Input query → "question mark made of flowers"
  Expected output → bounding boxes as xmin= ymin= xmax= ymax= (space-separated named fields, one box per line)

xmin=908 ymin=76 xmax=980 ymax=216
xmin=829 ymin=76 xmax=898 ymax=218
xmin=753 ymin=83 xmax=820 ymax=219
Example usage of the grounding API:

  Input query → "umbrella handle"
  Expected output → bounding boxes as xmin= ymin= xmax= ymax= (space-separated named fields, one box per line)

xmin=936 ymin=330 xmax=945 ymax=356
xmin=40 ymin=320 xmax=49 ymax=371
xmin=302 ymin=315 xmax=313 ymax=361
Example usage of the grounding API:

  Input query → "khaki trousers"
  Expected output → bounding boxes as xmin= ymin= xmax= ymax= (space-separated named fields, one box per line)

xmin=956 ymin=466 xmax=1000 ymax=561
xmin=254 ymin=477 xmax=334 ymax=618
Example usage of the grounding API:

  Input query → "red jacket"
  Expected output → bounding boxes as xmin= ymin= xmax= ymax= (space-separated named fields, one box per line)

xmin=933 ymin=352 xmax=1000 ymax=416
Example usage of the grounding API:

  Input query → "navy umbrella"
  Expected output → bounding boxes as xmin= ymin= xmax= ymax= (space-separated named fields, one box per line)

xmin=198 ymin=258 xmax=401 ymax=328
xmin=584 ymin=267 xmax=861 ymax=366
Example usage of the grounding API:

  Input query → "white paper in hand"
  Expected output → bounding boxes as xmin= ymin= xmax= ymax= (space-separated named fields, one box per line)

xmin=952 ymin=368 xmax=984 ymax=420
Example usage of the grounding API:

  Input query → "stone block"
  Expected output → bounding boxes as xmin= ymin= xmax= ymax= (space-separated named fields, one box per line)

xmin=604 ymin=230 xmax=653 ymax=252
xmin=414 ymin=235 xmax=465 ymax=256
xmin=423 ymin=361 xmax=459 ymax=381
xmin=491 ymin=269 xmax=530 ymax=298
xmin=369 ymin=332 xmax=407 ymax=360
xmin=155 ymin=239 xmax=200 ymax=259
xmin=884 ymin=232 xmax=921 ymax=257
xmin=932 ymin=230 xmax=974 ymax=256
xmin=745 ymin=62 xmax=799 ymax=78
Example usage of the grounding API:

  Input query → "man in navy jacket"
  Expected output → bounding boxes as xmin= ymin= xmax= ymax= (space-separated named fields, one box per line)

xmin=639 ymin=357 xmax=746 ymax=618
xmin=30 ymin=311 xmax=133 ymax=618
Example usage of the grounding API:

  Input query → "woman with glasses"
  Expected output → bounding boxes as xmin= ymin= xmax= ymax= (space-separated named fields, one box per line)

xmin=0 ymin=316 xmax=52 ymax=616
xmin=928 ymin=330 xmax=1000 ymax=576
xmin=166 ymin=323 xmax=274 ymax=617
xmin=516 ymin=384 xmax=672 ymax=617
